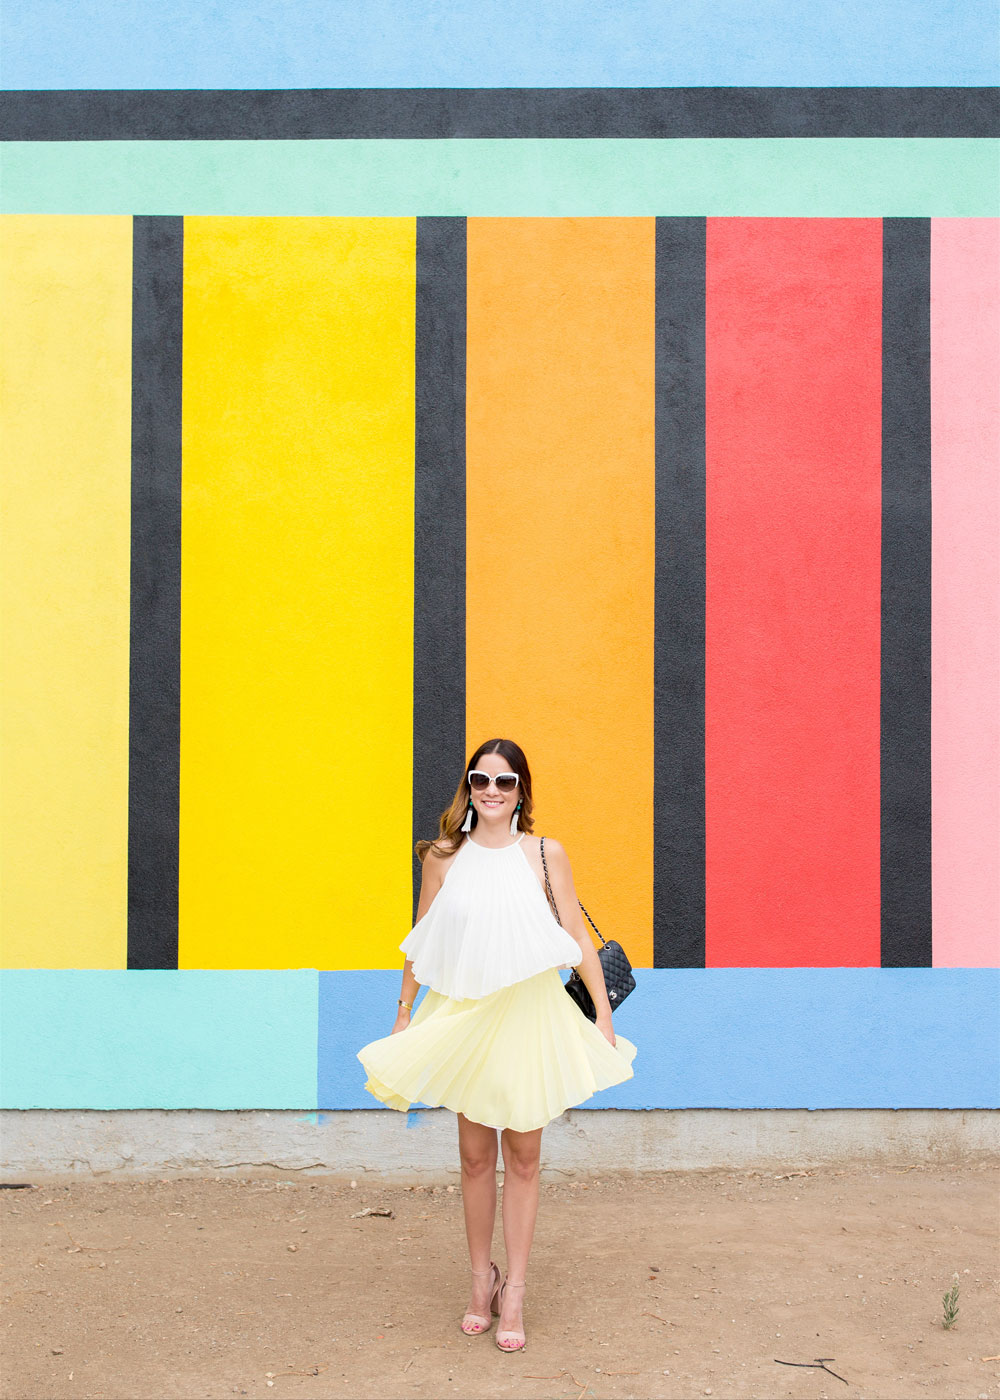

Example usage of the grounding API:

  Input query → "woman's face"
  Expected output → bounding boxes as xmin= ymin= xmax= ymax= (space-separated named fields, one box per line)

xmin=468 ymin=752 xmax=520 ymax=828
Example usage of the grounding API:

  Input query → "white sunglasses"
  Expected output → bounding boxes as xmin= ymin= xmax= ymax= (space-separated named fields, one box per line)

xmin=468 ymin=769 xmax=520 ymax=793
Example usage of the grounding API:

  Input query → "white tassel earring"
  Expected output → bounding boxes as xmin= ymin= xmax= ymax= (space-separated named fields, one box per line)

xmin=510 ymin=801 xmax=522 ymax=837
xmin=461 ymin=800 xmax=474 ymax=833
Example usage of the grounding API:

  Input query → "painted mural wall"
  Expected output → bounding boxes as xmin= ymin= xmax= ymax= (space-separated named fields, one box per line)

xmin=1 ymin=2 xmax=998 ymax=1112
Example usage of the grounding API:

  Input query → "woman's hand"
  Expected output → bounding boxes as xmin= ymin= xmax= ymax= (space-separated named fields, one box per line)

xmin=596 ymin=1013 xmax=616 ymax=1047
xmin=390 ymin=1008 xmax=411 ymax=1035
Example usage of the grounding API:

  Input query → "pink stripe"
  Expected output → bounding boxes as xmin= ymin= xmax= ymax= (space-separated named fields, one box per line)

xmin=931 ymin=219 xmax=1000 ymax=968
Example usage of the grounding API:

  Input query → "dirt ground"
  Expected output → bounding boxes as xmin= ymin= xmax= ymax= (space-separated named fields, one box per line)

xmin=1 ymin=1161 xmax=997 ymax=1400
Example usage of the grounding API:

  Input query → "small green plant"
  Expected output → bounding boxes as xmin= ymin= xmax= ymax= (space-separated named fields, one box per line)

xmin=941 ymin=1274 xmax=960 ymax=1329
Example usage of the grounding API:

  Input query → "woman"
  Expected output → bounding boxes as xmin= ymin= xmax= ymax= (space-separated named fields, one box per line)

xmin=356 ymin=738 xmax=637 ymax=1351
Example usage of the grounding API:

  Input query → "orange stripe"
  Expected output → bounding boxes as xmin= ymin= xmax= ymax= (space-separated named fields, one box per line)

xmin=466 ymin=218 xmax=655 ymax=966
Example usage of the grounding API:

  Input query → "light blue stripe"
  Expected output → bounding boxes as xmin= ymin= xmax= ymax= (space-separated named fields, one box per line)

xmin=2 ymin=139 xmax=996 ymax=216
xmin=329 ymin=968 xmax=1000 ymax=1111
xmin=3 ymin=0 xmax=997 ymax=88
xmin=0 ymin=971 xmax=318 ymax=1108
xmin=3 ymin=968 xmax=995 ymax=1109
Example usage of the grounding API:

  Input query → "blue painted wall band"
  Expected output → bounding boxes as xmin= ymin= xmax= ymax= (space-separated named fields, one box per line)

xmin=3 ymin=0 xmax=997 ymax=89
xmin=3 ymin=967 xmax=995 ymax=1110
xmin=317 ymin=966 xmax=1000 ymax=1111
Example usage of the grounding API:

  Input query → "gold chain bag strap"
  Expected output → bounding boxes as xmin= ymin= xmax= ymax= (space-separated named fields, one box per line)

xmin=539 ymin=837 xmax=636 ymax=1021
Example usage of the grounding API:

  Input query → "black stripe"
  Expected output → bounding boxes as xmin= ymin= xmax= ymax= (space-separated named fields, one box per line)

xmin=412 ymin=217 xmax=467 ymax=917
xmin=127 ymin=216 xmax=183 ymax=970
xmin=654 ymin=217 xmax=706 ymax=969
xmin=2 ymin=87 xmax=996 ymax=140
xmin=881 ymin=218 xmax=932 ymax=967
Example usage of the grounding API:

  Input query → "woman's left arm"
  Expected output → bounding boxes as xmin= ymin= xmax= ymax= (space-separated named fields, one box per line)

xmin=544 ymin=839 xmax=616 ymax=1047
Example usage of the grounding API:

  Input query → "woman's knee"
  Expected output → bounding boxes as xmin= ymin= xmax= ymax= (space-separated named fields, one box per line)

xmin=500 ymin=1130 xmax=541 ymax=1181
xmin=458 ymin=1118 xmax=499 ymax=1176
xmin=460 ymin=1145 xmax=498 ymax=1176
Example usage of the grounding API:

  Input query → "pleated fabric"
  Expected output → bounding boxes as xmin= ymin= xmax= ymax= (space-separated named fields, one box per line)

xmin=398 ymin=835 xmax=583 ymax=1000
xmin=357 ymin=967 xmax=637 ymax=1133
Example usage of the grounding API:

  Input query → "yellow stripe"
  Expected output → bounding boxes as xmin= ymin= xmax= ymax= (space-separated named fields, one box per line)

xmin=0 ymin=216 xmax=132 ymax=968
xmin=180 ymin=218 xmax=415 ymax=969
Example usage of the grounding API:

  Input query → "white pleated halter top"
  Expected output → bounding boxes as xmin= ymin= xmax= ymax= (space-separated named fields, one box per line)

xmin=399 ymin=833 xmax=583 ymax=1001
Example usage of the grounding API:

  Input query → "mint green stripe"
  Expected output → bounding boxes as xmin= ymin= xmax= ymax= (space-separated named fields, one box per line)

xmin=0 ymin=971 xmax=319 ymax=1108
xmin=2 ymin=139 xmax=996 ymax=216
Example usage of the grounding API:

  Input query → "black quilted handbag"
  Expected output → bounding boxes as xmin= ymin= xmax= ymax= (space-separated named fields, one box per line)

xmin=540 ymin=836 xmax=636 ymax=1021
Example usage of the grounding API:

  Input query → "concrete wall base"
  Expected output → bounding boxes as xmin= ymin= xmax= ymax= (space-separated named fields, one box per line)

xmin=2 ymin=1108 xmax=997 ymax=1182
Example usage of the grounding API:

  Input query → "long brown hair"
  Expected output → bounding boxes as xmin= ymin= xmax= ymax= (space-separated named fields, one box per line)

xmin=415 ymin=738 xmax=535 ymax=861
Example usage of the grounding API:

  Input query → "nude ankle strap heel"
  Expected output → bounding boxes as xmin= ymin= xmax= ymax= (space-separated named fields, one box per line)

xmin=495 ymin=1278 xmax=527 ymax=1352
xmin=460 ymin=1261 xmax=501 ymax=1335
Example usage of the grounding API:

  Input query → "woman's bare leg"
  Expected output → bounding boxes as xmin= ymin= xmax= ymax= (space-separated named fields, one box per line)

xmin=498 ymin=1125 xmax=542 ymax=1335
xmin=457 ymin=1113 xmax=500 ymax=1319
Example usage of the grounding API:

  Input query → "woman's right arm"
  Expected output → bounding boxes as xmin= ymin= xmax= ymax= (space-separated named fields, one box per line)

xmin=391 ymin=957 xmax=421 ymax=1034
xmin=390 ymin=848 xmax=447 ymax=1034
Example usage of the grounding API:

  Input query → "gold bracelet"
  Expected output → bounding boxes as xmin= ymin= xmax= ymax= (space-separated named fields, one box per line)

xmin=397 ymin=998 xmax=413 ymax=1010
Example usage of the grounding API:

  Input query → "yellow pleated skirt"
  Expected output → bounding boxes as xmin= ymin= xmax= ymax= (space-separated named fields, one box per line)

xmin=357 ymin=967 xmax=637 ymax=1133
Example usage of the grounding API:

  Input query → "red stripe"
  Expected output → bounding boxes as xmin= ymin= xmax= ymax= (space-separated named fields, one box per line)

xmin=705 ymin=219 xmax=882 ymax=967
